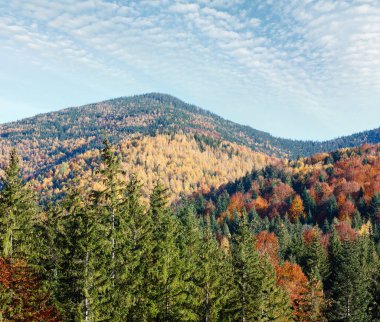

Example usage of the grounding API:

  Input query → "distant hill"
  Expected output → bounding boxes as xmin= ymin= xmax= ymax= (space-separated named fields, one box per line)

xmin=193 ymin=143 xmax=380 ymax=227
xmin=24 ymin=133 xmax=275 ymax=202
xmin=0 ymin=93 xmax=379 ymax=183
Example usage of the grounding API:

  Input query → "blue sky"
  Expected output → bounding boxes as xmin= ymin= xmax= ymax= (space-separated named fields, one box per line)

xmin=0 ymin=0 xmax=379 ymax=140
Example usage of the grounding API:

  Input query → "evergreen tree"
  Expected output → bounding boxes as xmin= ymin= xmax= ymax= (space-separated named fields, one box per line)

xmin=227 ymin=216 xmax=292 ymax=321
xmin=302 ymin=188 xmax=317 ymax=217
xmin=53 ymin=187 xmax=102 ymax=322
xmin=301 ymin=231 xmax=329 ymax=283
xmin=176 ymin=202 xmax=203 ymax=320
xmin=196 ymin=220 xmax=232 ymax=321
xmin=328 ymin=237 xmax=372 ymax=321
xmin=146 ymin=182 xmax=184 ymax=320
xmin=0 ymin=149 xmax=37 ymax=262
xmin=122 ymin=175 xmax=153 ymax=321
xmin=369 ymin=193 xmax=380 ymax=223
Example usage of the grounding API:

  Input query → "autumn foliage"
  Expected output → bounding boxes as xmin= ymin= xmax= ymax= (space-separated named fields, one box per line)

xmin=0 ymin=257 xmax=60 ymax=321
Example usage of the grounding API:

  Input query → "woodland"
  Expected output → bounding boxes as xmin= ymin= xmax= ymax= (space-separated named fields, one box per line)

xmin=1 ymin=135 xmax=380 ymax=321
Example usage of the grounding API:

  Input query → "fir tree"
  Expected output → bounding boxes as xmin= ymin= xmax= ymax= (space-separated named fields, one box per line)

xmin=328 ymin=237 xmax=372 ymax=321
xmin=147 ymin=182 xmax=184 ymax=320
xmin=228 ymin=216 xmax=292 ymax=321
xmin=196 ymin=220 xmax=232 ymax=321
xmin=0 ymin=149 xmax=37 ymax=262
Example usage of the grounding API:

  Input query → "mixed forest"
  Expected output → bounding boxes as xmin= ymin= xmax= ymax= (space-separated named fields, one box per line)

xmin=1 ymin=135 xmax=380 ymax=320
xmin=1 ymin=94 xmax=380 ymax=321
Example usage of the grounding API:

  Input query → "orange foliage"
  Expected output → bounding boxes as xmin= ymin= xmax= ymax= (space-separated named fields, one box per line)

xmin=302 ymin=227 xmax=320 ymax=245
xmin=254 ymin=196 xmax=268 ymax=216
xmin=0 ymin=257 xmax=60 ymax=321
xmin=276 ymin=261 xmax=308 ymax=319
xmin=255 ymin=231 xmax=279 ymax=265
xmin=338 ymin=200 xmax=356 ymax=221
xmin=227 ymin=192 xmax=245 ymax=214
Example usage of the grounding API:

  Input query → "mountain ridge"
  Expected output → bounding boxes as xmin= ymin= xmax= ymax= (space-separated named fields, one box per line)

xmin=1 ymin=92 xmax=379 ymax=182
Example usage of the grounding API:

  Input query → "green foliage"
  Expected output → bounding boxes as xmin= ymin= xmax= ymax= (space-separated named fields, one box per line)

xmin=327 ymin=237 xmax=372 ymax=321
xmin=0 ymin=149 xmax=38 ymax=261
xmin=227 ymin=216 xmax=292 ymax=321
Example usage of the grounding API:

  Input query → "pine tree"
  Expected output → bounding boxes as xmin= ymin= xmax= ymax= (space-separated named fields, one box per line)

xmin=146 ymin=182 xmax=184 ymax=320
xmin=196 ymin=219 xmax=233 ymax=321
xmin=302 ymin=188 xmax=317 ymax=217
xmin=328 ymin=237 xmax=371 ymax=321
xmin=54 ymin=188 xmax=99 ymax=321
xmin=88 ymin=139 xmax=123 ymax=320
xmin=0 ymin=149 xmax=37 ymax=262
xmin=301 ymin=231 xmax=329 ymax=283
xmin=369 ymin=193 xmax=380 ymax=223
xmin=176 ymin=202 xmax=203 ymax=320
xmin=119 ymin=174 xmax=153 ymax=321
xmin=227 ymin=216 xmax=292 ymax=321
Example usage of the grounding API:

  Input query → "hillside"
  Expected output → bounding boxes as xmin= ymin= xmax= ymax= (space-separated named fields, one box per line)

xmin=1 ymin=138 xmax=380 ymax=320
xmin=194 ymin=143 xmax=380 ymax=229
xmin=1 ymin=94 xmax=379 ymax=172
xmin=28 ymin=133 xmax=274 ymax=202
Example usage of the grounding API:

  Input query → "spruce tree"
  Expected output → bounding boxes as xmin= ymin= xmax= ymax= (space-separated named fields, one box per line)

xmin=196 ymin=219 xmax=233 ymax=321
xmin=53 ymin=187 xmax=100 ymax=321
xmin=120 ymin=174 xmax=153 ymax=321
xmin=146 ymin=182 xmax=184 ymax=320
xmin=328 ymin=237 xmax=371 ymax=321
xmin=0 ymin=149 xmax=37 ymax=261
xmin=301 ymin=231 xmax=329 ymax=282
xmin=176 ymin=202 xmax=203 ymax=320
xmin=228 ymin=215 xmax=292 ymax=321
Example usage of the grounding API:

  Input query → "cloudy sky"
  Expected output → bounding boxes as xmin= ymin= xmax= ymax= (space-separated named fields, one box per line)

xmin=0 ymin=0 xmax=379 ymax=140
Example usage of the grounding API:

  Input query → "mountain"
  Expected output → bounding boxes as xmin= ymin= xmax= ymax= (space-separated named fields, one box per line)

xmin=0 ymin=93 xmax=379 ymax=187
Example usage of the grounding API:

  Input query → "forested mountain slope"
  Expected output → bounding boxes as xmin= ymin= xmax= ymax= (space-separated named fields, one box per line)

xmin=195 ymin=143 xmax=380 ymax=227
xmin=187 ymin=143 xmax=380 ymax=320
xmin=25 ymin=133 xmax=274 ymax=202
xmin=1 ymin=141 xmax=380 ymax=320
xmin=1 ymin=93 xmax=379 ymax=172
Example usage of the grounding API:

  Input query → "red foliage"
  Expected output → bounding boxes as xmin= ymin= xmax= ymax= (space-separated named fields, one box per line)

xmin=338 ymin=200 xmax=356 ymax=221
xmin=227 ymin=192 xmax=245 ymax=214
xmin=276 ymin=261 xmax=308 ymax=319
xmin=255 ymin=231 xmax=279 ymax=265
xmin=302 ymin=228 xmax=320 ymax=245
xmin=0 ymin=257 xmax=60 ymax=321
xmin=310 ymin=182 xmax=333 ymax=205
xmin=335 ymin=221 xmax=356 ymax=242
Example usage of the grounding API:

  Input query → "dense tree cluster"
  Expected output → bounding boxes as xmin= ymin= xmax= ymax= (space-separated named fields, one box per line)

xmin=26 ymin=133 xmax=272 ymax=202
xmin=190 ymin=143 xmax=380 ymax=321
xmin=1 ymin=93 xmax=379 ymax=182
xmin=1 ymin=142 xmax=380 ymax=320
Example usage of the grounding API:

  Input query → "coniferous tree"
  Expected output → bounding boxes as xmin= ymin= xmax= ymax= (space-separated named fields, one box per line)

xmin=0 ymin=149 xmax=37 ymax=262
xmin=196 ymin=219 xmax=233 ymax=321
xmin=55 ymin=188 xmax=98 ymax=321
xmin=228 ymin=215 xmax=292 ymax=321
xmin=301 ymin=231 xmax=329 ymax=283
xmin=147 ymin=182 xmax=184 ymax=320
xmin=121 ymin=174 xmax=153 ymax=321
xmin=176 ymin=202 xmax=203 ymax=320
xmin=328 ymin=237 xmax=371 ymax=321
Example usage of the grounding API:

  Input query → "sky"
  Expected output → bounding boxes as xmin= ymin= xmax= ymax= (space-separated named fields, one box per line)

xmin=0 ymin=0 xmax=379 ymax=140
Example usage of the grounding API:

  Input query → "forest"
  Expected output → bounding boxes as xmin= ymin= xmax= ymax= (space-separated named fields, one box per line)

xmin=1 ymin=94 xmax=379 ymax=166
xmin=1 ymin=138 xmax=380 ymax=321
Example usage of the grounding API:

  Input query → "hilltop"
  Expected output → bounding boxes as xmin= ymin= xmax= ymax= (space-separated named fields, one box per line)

xmin=0 ymin=93 xmax=379 ymax=190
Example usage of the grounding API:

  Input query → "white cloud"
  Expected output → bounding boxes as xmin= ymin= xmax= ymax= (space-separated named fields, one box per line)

xmin=0 ymin=0 xmax=379 ymax=138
